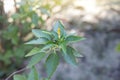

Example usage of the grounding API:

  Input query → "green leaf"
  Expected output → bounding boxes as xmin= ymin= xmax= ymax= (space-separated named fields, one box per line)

xmin=25 ymin=47 xmax=40 ymax=57
xmin=63 ymin=46 xmax=77 ymax=66
xmin=2 ymin=25 xmax=18 ymax=40
xmin=116 ymin=43 xmax=120 ymax=52
xmin=11 ymin=13 xmax=20 ymax=19
xmin=41 ymin=44 xmax=54 ymax=52
xmin=14 ymin=75 xmax=27 ymax=80
xmin=42 ymin=78 xmax=50 ymax=80
xmin=32 ymin=13 xmax=38 ymax=26
xmin=66 ymin=35 xmax=85 ymax=43
xmin=27 ymin=52 xmax=46 ymax=68
xmin=32 ymin=29 xmax=51 ymax=40
xmin=25 ymin=44 xmax=54 ymax=57
xmin=25 ymin=38 xmax=49 ymax=44
xmin=45 ymin=78 xmax=50 ymax=80
xmin=73 ymin=51 xmax=83 ymax=57
xmin=60 ymin=42 xmax=67 ymax=55
xmin=51 ymin=31 xmax=58 ymax=40
xmin=70 ymin=47 xmax=83 ymax=57
xmin=28 ymin=67 xmax=39 ymax=80
xmin=53 ymin=20 xmax=66 ymax=37
xmin=45 ymin=53 xmax=59 ymax=78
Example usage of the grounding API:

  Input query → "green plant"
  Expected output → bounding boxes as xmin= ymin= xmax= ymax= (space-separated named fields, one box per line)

xmin=1 ymin=0 xmax=75 ymax=79
xmin=12 ymin=20 xmax=85 ymax=80
xmin=0 ymin=0 xmax=51 ymax=78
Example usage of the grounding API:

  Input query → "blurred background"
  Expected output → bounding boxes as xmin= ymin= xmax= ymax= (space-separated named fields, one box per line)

xmin=0 ymin=0 xmax=120 ymax=80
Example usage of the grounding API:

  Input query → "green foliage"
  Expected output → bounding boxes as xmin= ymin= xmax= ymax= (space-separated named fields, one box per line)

xmin=32 ymin=29 xmax=51 ymax=40
xmin=1 ymin=0 xmax=79 ymax=79
xmin=2 ymin=25 xmax=19 ymax=45
xmin=63 ymin=46 xmax=77 ymax=66
xmin=13 ymin=67 xmax=39 ymax=80
xmin=0 ymin=0 xmax=54 ymax=78
xmin=14 ymin=75 xmax=27 ymax=80
xmin=45 ymin=53 xmax=59 ymax=78
xmin=25 ymin=47 xmax=40 ymax=57
xmin=27 ymin=52 xmax=46 ymax=68
xmin=20 ymin=20 xmax=85 ymax=80
xmin=25 ymin=38 xmax=49 ymax=44
xmin=66 ymin=35 xmax=85 ymax=43
xmin=28 ymin=67 xmax=39 ymax=80
xmin=53 ymin=20 xmax=66 ymax=37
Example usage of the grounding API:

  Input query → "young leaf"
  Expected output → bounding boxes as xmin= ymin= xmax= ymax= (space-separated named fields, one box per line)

xmin=13 ymin=75 xmax=27 ymax=80
xmin=51 ymin=31 xmax=58 ymax=40
xmin=66 ymin=35 xmax=85 ymax=43
xmin=25 ymin=38 xmax=49 ymax=44
xmin=32 ymin=29 xmax=51 ymax=40
xmin=25 ymin=44 xmax=54 ymax=57
xmin=27 ymin=52 xmax=46 ymax=68
xmin=28 ymin=67 xmax=39 ymax=80
xmin=60 ymin=42 xmax=67 ymax=55
xmin=41 ymin=44 xmax=54 ymax=52
xmin=53 ymin=20 xmax=66 ymax=37
xmin=45 ymin=53 xmax=59 ymax=78
xmin=25 ymin=47 xmax=40 ymax=57
xmin=63 ymin=46 xmax=77 ymax=66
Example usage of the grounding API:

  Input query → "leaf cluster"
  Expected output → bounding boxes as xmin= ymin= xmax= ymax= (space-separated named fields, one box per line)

xmin=14 ymin=20 xmax=85 ymax=80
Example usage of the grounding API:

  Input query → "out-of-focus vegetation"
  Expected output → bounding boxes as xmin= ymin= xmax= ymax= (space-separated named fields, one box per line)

xmin=0 ymin=0 xmax=57 ymax=79
xmin=0 ymin=0 xmax=120 ymax=79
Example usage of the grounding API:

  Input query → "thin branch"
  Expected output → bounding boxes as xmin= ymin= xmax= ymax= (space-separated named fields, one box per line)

xmin=5 ymin=67 xmax=27 ymax=80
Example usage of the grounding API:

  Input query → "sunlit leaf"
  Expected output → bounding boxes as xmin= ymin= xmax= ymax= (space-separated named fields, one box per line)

xmin=25 ymin=47 xmax=40 ymax=57
xmin=25 ymin=38 xmax=49 ymax=44
xmin=32 ymin=29 xmax=51 ymax=40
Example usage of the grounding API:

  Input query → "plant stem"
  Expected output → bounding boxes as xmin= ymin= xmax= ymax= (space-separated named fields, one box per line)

xmin=5 ymin=67 xmax=27 ymax=80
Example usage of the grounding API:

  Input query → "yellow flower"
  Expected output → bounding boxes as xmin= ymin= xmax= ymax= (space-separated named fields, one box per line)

xmin=57 ymin=27 xmax=61 ymax=38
